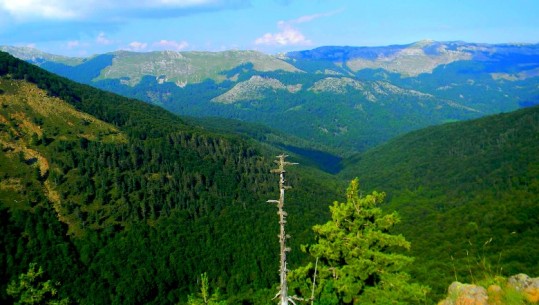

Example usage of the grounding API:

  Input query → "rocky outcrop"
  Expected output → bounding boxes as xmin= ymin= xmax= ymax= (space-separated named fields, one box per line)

xmin=438 ymin=282 xmax=488 ymax=305
xmin=309 ymin=77 xmax=364 ymax=94
xmin=508 ymin=274 xmax=539 ymax=303
xmin=438 ymin=274 xmax=539 ymax=305
xmin=211 ymin=75 xmax=300 ymax=104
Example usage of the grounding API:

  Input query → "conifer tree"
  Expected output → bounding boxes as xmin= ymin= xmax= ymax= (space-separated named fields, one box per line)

xmin=7 ymin=263 xmax=69 ymax=305
xmin=289 ymin=178 xmax=429 ymax=304
xmin=186 ymin=273 xmax=226 ymax=305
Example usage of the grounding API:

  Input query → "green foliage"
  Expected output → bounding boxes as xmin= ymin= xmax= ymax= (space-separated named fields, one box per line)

xmin=341 ymin=105 xmax=539 ymax=299
xmin=0 ymin=51 xmax=343 ymax=303
xmin=186 ymin=273 xmax=226 ymax=305
xmin=3 ymin=46 xmax=536 ymax=304
xmin=289 ymin=179 xmax=429 ymax=304
xmin=6 ymin=263 xmax=69 ymax=305
xmin=94 ymin=72 xmax=488 ymax=154
xmin=182 ymin=116 xmax=343 ymax=173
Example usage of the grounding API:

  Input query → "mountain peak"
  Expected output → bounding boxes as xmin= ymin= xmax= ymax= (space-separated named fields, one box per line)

xmin=411 ymin=39 xmax=436 ymax=47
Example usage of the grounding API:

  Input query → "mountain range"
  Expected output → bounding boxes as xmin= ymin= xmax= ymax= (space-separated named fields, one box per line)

xmin=3 ymin=41 xmax=539 ymax=157
xmin=1 ymin=41 xmax=538 ymax=304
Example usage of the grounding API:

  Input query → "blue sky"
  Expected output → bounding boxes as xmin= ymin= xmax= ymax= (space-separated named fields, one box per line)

xmin=0 ymin=0 xmax=538 ymax=57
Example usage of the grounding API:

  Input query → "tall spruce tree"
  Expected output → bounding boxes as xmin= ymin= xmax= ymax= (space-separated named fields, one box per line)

xmin=289 ymin=179 xmax=429 ymax=304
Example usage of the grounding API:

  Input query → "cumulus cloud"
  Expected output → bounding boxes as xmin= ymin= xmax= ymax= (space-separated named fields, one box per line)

xmin=254 ymin=9 xmax=342 ymax=47
xmin=0 ymin=0 xmax=249 ymax=22
xmin=153 ymin=40 xmax=189 ymax=51
xmin=127 ymin=41 xmax=148 ymax=51
xmin=255 ymin=22 xmax=311 ymax=46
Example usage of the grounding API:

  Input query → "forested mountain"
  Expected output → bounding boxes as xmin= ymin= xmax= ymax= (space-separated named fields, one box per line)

xmin=0 ymin=51 xmax=344 ymax=304
xmin=181 ymin=116 xmax=343 ymax=174
xmin=3 ymin=41 xmax=539 ymax=154
xmin=340 ymin=105 xmax=539 ymax=298
xmin=1 ymin=46 xmax=538 ymax=304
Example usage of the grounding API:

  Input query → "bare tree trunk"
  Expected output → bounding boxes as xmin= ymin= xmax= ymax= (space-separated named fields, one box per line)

xmin=268 ymin=154 xmax=297 ymax=305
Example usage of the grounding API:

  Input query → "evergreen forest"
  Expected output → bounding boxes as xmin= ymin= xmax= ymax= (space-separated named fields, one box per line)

xmin=1 ymin=51 xmax=538 ymax=304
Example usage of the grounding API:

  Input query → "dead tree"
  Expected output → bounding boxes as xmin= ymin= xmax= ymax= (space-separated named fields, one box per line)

xmin=268 ymin=154 xmax=297 ymax=305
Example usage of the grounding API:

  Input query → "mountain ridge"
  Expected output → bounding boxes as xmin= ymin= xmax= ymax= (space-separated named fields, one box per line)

xmin=3 ymin=40 xmax=538 ymax=154
xmin=5 ymin=40 xmax=539 ymax=83
xmin=1 ymin=49 xmax=538 ymax=304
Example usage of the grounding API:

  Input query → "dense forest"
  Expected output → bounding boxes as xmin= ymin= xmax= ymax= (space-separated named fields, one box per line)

xmin=0 ymin=51 xmax=344 ymax=304
xmin=1 ymin=51 xmax=538 ymax=304
xmin=341 ymin=105 xmax=539 ymax=297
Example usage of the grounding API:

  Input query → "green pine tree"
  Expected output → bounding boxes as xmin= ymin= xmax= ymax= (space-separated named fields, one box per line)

xmin=289 ymin=178 xmax=429 ymax=304
xmin=186 ymin=273 xmax=226 ymax=305
xmin=6 ymin=263 xmax=69 ymax=305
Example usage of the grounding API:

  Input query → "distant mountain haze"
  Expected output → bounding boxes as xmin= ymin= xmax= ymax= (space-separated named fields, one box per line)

xmin=3 ymin=41 xmax=538 ymax=156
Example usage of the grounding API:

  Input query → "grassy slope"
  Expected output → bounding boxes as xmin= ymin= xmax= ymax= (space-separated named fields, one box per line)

xmin=96 ymin=50 xmax=300 ymax=85
xmin=341 ymin=106 xmax=539 ymax=298
xmin=0 ymin=78 xmax=127 ymax=230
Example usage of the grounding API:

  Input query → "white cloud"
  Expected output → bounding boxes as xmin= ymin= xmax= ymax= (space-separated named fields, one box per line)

xmin=254 ymin=10 xmax=342 ymax=47
xmin=0 ymin=0 xmax=247 ymax=22
xmin=0 ymin=0 xmax=79 ymax=20
xmin=96 ymin=32 xmax=112 ymax=45
xmin=255 ymin=22 xmax=311 ymax=46
xmin=127 ymin=41 xmax=148 ymax=51
xmin=153 ymin=40 xmax=189 ymax=51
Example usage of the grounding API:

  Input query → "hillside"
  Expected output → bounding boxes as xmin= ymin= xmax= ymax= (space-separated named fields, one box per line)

xmin=0 ymin=51 xmax=344 ymax=304
xmin=340 ymin=105 xmax=539 ymax=298
xmin=2 ymin=47 xmax=539 ymax=303
xmin=95 ymin=50 xmax=301 ymax=86
xmin=181 ymin=116 xmax=344 ymax=174
xmin=4 ymin=41 xmax=539 ymax=154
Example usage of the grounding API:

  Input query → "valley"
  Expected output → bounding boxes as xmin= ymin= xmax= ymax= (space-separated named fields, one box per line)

xmin=1 ymin=39 xmax=538 ymax=304
xmin=4 ymin=41 xmax=539 ymax=157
